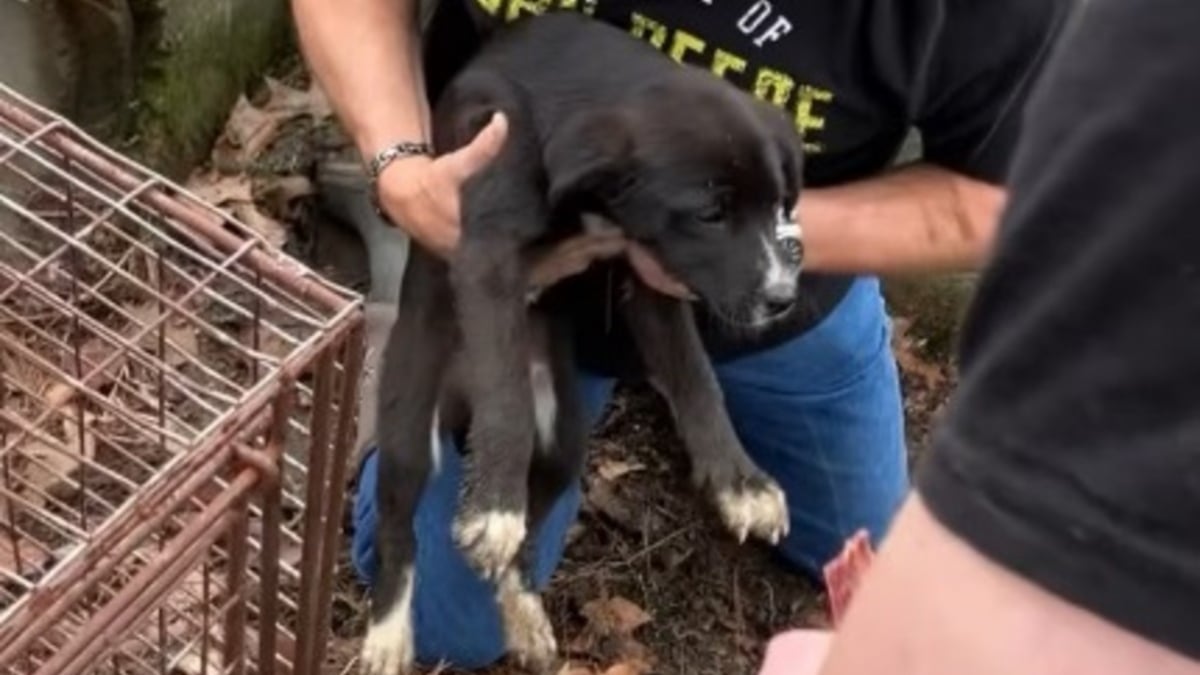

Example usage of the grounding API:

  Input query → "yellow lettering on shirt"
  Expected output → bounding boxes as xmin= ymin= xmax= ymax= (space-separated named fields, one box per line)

xmin=468 ymin=0 xmax=838 ymax=152
xmin=506 ymin=0 xmax=552 ymax=20
xmin=796 ymin=84 xmax=833 ymax=136
xmin=711 ymin=49 xmax=748 ymax=78
xmin=753 ymin=68 xmax=795 ymax=107
xmin=668 ymin=29 xmax=706 ymax=63
xmin=630 ymin=12 xmax=668 ymax=49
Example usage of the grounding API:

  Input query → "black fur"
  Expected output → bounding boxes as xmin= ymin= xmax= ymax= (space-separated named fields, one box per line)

xmin=367 ymin=11 xmax=805 ymax=674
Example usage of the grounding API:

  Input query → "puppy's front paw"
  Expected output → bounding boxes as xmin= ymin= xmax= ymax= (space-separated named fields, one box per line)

xmin=452 ymin=509 xmax=527 ymax=579
xmin=360 ymin=607 xmax=415 ymax=675
xmin=715 ymin=477 xmax=790 ymax=545
xmin=498 ymin=571 xmax=560 ymax=674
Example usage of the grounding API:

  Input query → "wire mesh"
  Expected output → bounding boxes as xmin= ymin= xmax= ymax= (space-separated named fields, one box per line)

xmin=0 ymin=82 xmax=365 ymax=675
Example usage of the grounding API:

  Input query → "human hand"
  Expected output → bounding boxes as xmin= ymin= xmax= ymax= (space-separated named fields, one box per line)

xmin=526 ymin=236 xmax=696 ymax=302
xmin=374 ymin=112 xmax=509 ymax=258
xmin=627 ymin=242 xmax=696 ymax=300
xmin=758 ymin=629 xmax=833 ymax=675
xmin=527 ymin=227 xmax=628 ymax=293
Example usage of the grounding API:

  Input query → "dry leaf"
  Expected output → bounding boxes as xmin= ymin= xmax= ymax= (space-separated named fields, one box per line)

xmin=213 ymin=94 xmax=283 ymax=169
xmin=584 ymin=478 xmax=639 ymax=531
xmin=0 ymin=534 xmax=51 ymax=577
xmin=231 ymin=202 xmax=289 ymax=249
xmin=1 ymin=347 xmax=51 ymax=402
xmin=891 ymin=317 xmax=946 ymax=388
xmin=596 ymin=459 xmax=645 ymax=482
xmin=185 ymin=169 xmax=254 ymax=206
xmin=125 ymin=302 xmax=201 ymax=368
xmin=262 ymin=77 xmax=333 ymax=121
xmin=15 ymin=406 xmax=98 ymax=507
xmin=603 ymin=661 xmax=653 ymax=675
xmin=240 ymin=323 xmax=297 ymax=361
xmin=256 ymin=174 xmax=315 ymax=215
xmin=581 ymin=596 xmax=652 ymax=637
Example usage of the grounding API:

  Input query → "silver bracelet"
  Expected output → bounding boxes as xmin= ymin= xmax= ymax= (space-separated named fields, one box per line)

xmin=366 ymin=141 xmax=433 ymax=180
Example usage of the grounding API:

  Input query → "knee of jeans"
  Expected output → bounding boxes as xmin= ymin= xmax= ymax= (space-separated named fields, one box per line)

xmin=350 ymin=452 xmax=381 ymax=586
xmin=775 ymin=469 xmax=907 ymax=580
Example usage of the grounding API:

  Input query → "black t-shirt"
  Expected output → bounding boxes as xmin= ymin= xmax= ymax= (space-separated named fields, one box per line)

xmin=918 ymin=0 xmax=1200 ymax=660
xmin=421 ymin=0 xmax=1073 ymax=375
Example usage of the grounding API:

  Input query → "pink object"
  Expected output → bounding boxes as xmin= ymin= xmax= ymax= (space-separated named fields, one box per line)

xmin=755 ymin=530 xmax=877 ymax=675
xmin=822 ymin=529 xmax=875 ymax=627
xmin=759 ymin=630 xmax=833 ymax=675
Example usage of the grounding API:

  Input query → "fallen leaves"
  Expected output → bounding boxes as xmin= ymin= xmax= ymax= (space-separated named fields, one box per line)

xmin=125 ymin=300 xmax=202 ymax=368
xmin=212 ymin=78 xmax=332 ymax=172
xmin=891 ymin=317 xmax=947 ymax=389
xmin=567 ymin=595 xmax=656 ymax=675
xmin=188 ymin=76 xmax=332 ymax=251
xmin=581 ymin=596 xmax=652 ymax=636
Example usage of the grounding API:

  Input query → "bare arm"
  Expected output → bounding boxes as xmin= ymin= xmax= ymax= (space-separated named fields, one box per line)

xmin=291 ymin=0 xmax=429 ymax=158
xmin=816 ymin=496 xmax=1200 ymax=675
xmin=290 ymin=0 xmax=506 ymax=257
xmin=796 ymin=163 xmax=1006 ymax=275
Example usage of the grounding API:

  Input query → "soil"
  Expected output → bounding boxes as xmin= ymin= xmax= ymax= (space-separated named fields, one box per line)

xmin=240 ymin=67 xmax=958 ymax=675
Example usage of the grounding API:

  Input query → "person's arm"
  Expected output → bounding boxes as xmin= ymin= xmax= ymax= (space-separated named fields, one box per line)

xmin=796 ymin=163 xmax=1004 ymax=275
xmin=786 ymin=0 xmax=1068 ymax=278
xmin=817 ymin=497 xmax=1200 ymax=675
xmin=291 ymin=0 xmax=507 ymax=257
xmin=291 ymin=0 xmax=429 ymax=161
xmin=817 ymin=0 xmax=1200 ymax=671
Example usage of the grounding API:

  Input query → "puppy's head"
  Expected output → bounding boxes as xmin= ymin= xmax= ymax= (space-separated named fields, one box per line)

xmin=544 ymin=71 xmax=805 ymax=331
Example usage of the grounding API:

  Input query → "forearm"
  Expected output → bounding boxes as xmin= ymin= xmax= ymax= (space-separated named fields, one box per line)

xmin=817 ymin=495 xmax=1200 ymax=675
xmin=797 ymin=163 xmax=1006 ymax=275
xmin=291 ymin=0 xmax=430 ymax=159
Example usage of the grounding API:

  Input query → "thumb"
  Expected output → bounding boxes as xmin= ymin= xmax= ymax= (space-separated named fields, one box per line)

xmin=444 ymin=111 xmax=508 ymax=181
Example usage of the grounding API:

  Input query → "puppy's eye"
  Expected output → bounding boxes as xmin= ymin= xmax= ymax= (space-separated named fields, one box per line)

xmin=696 ymin=203 xmax=726 ymax=225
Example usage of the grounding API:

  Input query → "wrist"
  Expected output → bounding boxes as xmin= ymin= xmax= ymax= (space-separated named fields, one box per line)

xmin=792 ymin=189 xmax=843 ymax=272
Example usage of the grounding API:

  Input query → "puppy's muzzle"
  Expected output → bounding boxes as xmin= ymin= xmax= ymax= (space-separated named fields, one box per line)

xmin=755 ymin=213 xmax=803 ymax=320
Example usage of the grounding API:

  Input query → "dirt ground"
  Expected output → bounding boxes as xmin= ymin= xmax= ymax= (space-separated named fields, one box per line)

xmin=201 ymin=65 xmax=959 ymax=675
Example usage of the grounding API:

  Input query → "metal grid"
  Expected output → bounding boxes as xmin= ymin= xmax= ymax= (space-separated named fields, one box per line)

xmin=0 ymin=82 xmax=365 ymax=674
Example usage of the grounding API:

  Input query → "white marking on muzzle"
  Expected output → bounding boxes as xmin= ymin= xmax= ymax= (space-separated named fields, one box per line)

xmin=759 ymin=233 xmax=798 ymax=303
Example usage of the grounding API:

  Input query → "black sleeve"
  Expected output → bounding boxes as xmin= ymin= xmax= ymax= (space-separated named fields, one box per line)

xmin=917 ymin=0 xmax=1200 ymax=661
xmin=911 ymin=0 xmax=1076 ymax=183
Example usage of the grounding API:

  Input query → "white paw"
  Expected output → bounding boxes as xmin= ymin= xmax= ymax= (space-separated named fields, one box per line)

xmin=716 ymin=480 xmax=790 ymax=545
xmin=498 ymin=571 xmax=560 ymax=673
xmin=453 ymin=510 xmax=527 ymax=579
xmin=360 ymin=570 xmax=416 ymax=675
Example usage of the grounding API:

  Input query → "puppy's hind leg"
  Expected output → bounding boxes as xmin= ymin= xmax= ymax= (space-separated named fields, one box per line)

xmin=496 ymin=314 xmax=582 ymax=674
xmin=361 ymin=249 xmax=456 ymax=675
xmin=623 ymin=285 xmax=789 ymax=546
xmin=439 ymin=79 xmax=550 ymax=580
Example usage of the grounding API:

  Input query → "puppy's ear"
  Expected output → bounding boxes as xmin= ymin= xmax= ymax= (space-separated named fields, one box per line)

xmin=752 ymin=101 xmax=805 ymax=203
xmin=543 ymin=109 xmax=638 ymax=212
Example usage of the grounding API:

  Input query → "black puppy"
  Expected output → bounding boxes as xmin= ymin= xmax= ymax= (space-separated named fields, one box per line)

xmin=363 ymin=11 xmax=805 ymax=674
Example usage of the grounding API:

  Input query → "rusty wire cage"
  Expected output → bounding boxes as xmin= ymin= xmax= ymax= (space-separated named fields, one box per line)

xmin=0 ymin=82 xmax=365 ymax=674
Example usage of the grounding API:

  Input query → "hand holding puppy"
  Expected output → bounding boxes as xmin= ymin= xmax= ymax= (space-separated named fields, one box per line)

xmin=373 ymin=110 xmax=699 ymax=299
xmin=374 ymin=112 xmax=510 ymax=258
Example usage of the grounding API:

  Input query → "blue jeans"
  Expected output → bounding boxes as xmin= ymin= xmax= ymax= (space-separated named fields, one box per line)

xmin=350 ymin=276 xmax=909 ymax=668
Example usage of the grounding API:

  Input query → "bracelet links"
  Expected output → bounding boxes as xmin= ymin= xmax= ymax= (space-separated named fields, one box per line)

xmin=366 ymin=141 xmax=433 ymax=180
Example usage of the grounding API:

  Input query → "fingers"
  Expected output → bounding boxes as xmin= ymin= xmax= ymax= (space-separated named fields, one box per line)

xmin=528 ymin=232 xmax=627 ymax=288
xmin=444 ymin=111 xmax=509 ymax=181
xmin=627 ymin=243 xmax=696 ymax=300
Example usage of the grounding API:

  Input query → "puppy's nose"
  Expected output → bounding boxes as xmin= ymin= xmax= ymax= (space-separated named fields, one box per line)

xmin=762 ymin=279 xmax=797 ymax=313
